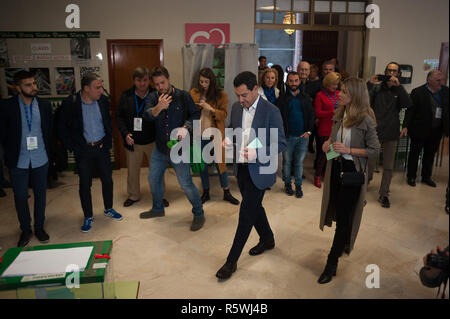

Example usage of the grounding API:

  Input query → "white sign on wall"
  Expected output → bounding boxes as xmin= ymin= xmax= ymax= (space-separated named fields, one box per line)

xmin=31 ymin=43 xmax=52 ymax=54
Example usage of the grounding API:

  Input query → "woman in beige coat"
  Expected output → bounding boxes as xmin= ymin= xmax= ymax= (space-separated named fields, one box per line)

xmin=318 ymin=78 xmax=380 ymax=284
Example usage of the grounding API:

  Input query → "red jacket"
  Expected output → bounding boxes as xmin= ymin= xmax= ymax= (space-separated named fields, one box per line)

xmin=315 ymin=89 xmax=340 ymax=137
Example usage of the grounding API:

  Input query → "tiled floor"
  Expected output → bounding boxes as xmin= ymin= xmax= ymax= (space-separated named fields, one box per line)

xmin=0 ymin=153 xmax=448 ymax=298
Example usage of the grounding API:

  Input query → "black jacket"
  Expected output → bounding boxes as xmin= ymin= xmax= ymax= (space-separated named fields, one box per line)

xmin=0 ymin=96 xmax=53 ymax=169
xmin=367 ymin=81 xmax=413 ymax=141
xmin=59 ymin=92 xmax=112 ymax=153
xmin=404 ymin=84 xmax=449 ymax=140
xmin=115 ymin=86 xmax=156 ymax=151
xmin=276 ymin=90 xmax=315 ymax=137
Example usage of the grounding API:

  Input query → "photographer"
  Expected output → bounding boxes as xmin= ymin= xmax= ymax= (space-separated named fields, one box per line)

xmin=420 ymin=246 xmax=449 ymax=298
xmin=367 ymin=62 xmax=412 ymax=208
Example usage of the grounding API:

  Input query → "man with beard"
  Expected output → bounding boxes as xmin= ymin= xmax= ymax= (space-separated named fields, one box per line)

xmin=0 ymin=71 xmax=52 ymax=246
xmin=277 ymin=71 xmax=315 ymax=198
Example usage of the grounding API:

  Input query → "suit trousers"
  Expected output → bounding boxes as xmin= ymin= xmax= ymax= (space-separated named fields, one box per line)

xmin=75 ymin=145 xmax=113 ymax=218
xmin=368 ymin=140 xmax=398 ymax=197
xmin=327 ymin=159 xmax=361 ymax=265
xmin=125 ymin=143 xmax=155 ymax=201
xmin=407 ymin=129 xmax=442 ymax=180
xmin=226 ymin=164 xmax=274 ymax=264
xmin=9 ymin=162 xmax=49 ymax=231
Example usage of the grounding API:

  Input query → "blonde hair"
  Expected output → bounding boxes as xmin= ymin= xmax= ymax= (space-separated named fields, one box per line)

xmin=335 ymin=77 xmax=376 ymax=128
xmin=322 ymin=72 xmax=341 ymax=90
xmin=260 ymin=68 xmax=278 ymax=88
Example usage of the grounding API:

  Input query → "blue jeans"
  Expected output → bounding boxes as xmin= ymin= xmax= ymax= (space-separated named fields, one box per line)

xmin=9 ymin=162 xmax=49 ymax=231
xmin=148 ymin=147 xmax=204 ymax=217
xmin=282 ymin=136 xmax=308 ymax=186
xmin=200 ymin=139 xmax=229 ymax=190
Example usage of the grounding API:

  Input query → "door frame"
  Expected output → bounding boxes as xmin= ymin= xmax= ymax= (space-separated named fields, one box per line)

xmin=106 ymin=39 xmax=164 ymax=169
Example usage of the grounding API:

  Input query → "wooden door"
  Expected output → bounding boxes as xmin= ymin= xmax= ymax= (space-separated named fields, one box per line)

xmin=107 ymin=39 xmax=163 ymax=169
xmin=302 ymin=31 xmax=338 ymax=69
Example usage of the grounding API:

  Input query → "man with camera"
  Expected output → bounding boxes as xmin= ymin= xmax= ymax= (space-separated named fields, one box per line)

xmin=420 ymin=246 xmax=449 ymax=298
xmin=367 ymin=62 xmax=412 ymax=208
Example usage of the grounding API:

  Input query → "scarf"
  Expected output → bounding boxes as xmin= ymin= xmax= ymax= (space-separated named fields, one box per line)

xmin=263 ymin=85 xmax=277 ymax=104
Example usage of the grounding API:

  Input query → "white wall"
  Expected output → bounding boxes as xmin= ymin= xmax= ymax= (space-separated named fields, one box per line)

xmin=367 ymin=0 xmax=449 ymax=92
xmin=0 ymin=0 xmax=255 ymax=92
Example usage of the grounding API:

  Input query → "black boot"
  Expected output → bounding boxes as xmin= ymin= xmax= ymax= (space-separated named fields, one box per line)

xmin=223 ymin=189 xmax=239 ymax=205
xmin=318 ymin=262 xmax=337 ymax=284
xmin=201 ymin=189 xmax=210 ymax=204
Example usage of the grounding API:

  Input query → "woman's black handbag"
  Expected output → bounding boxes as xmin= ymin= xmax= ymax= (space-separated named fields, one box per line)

xmin=340 ymin=171 xmax=365 ymax=187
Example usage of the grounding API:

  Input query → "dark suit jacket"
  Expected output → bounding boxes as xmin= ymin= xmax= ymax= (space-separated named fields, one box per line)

xmin=59 ymin=92 xmax=112 ymax=154
xmin=228 ymin=97 xmax=286 ymax=190
xmin=404 ymin=84 xmax=449 ymax=140
xmin=0 ymin=96 xmax=53 ymax=169
xmin=115 ymin=86 xmax=156 ymax=151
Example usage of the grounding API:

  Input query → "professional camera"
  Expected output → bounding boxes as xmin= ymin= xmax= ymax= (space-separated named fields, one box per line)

xmin=420 ymin=246 xmax=449 ymax=289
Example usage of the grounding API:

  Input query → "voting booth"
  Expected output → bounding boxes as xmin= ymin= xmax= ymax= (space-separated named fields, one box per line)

xmin=0 ymin=240 xmax=139 ymax=299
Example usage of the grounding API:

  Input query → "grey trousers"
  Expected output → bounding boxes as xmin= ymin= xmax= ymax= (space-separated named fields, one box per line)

xmin=368 ymin=140 xmax=398 ymax=197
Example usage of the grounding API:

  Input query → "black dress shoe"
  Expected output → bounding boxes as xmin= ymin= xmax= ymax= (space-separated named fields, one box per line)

xmin=140 ymin=210 xmax=165 ymax=219
xmin=201 ymin=189 xmax=210 ymax=204
xmin=407 ymin=177 xmax=416 ymax=187
xmin=284 ymin=183 xmax=294 ymax=196
xmin=318 ymin=263 xmax=337 ymax=284
xmin=163 ymin=198 xmax=169 ymax=207
xmin=379 ymin=196 xmax=390 ymax=208
xmin=422 ymin=178 xmax=436 ymax=187
xmin=249 ymin=239 xmax=275 ymax=256
xmin=190 ymin=216 xmax=205 ymax=231
xmin=123 ymin=198 xmax=139 ymax=207
xmin=223 ymin=189 xmax=239 ymax=205
xmin=18 ymin=230 xmax=32 ymax=247
xmin=35 ymin=228 xmax=50 ymax=243
xmin=216 ymin=261 xmax=237 ymax=279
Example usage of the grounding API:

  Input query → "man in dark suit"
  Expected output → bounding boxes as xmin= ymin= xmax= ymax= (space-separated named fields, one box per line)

xmin=216 ymin=71 xmax=286 ymax=279
xmin=59 ymin=73 xmax=123 ymax=233
xmin=0 ymin=70 xmax=52 ymax=247
xmin=403 ymin=70 xmax=449 ymax=187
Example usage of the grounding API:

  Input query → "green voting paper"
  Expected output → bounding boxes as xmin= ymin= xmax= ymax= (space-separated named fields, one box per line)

xmin=326 ymin=144 xmax=341 ymax=160
xmin=247 ymin=137 xmax=263 ymax=149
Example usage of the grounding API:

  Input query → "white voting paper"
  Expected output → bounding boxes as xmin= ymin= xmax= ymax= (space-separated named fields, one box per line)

xmin=1 ymin=246 xmax=94 ymax=278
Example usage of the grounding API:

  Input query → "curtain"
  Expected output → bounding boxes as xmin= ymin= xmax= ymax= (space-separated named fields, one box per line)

xmin=223 ymin=43 xmax=259 ymax=127
xmin=182 ymin=44 xmax=215 ymax=91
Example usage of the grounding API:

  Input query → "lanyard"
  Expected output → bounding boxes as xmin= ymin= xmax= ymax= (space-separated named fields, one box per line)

xmin=134 ymin=93 xmax=147 ymax=115
xmin=23 ymin=99 xmax=34 ymax=132
xmin=323 ymin=89 xmax=338 ymax=109
xmin=426 ymin=85 xmax=442 ymax=106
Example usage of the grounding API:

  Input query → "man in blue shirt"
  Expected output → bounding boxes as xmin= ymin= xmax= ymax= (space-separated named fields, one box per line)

xmin=0 ymin=71 xmax=52 ymax=247
xmin=141 ymin=66 xmax=205 ymax=231
xmin=59 ymin=73 xmax=122 ymax=232
xmin=277 ymin=71 xmax=315 ymax=198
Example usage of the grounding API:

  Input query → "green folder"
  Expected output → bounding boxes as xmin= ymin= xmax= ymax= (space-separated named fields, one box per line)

xmin=326 ymin=144 xmax=341 ymax=161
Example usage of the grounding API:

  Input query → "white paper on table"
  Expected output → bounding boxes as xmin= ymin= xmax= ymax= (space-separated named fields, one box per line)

xmin=1 ymin=246 xmax=94 ymax=278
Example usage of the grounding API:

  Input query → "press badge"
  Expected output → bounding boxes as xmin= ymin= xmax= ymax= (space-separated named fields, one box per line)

xmin=435 ymin=107 xmax=442 ymax=119
xmin=134 ymin=117 xmax=143 ymax=131
xmin=27 ymin=136 xmax=38 ymax=150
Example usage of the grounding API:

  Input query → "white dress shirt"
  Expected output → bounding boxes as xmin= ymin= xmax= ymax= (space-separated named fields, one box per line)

xmin=336 ymin=111 xmax=353 ymax=161
xmin=239 ymin=96 xmax=260 ymax=163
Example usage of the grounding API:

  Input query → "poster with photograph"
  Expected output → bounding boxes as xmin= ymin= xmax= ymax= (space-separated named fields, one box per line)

xmin=70 ymin=38 xmax=91 ymax=62
xmin=5 ymin=68 xmax=26 ymax=96
xmin=80 ymin=66 xmax=100 ymax=80
xmin=55 ymin=67 xmax=75 ymax=95
xmin=0 ymin=39 xmax=9 ymax=67
xmin=29 ymin=68 xmax=51 ymax=95
xmin=423 ymin=59 xmax=439 ymax=71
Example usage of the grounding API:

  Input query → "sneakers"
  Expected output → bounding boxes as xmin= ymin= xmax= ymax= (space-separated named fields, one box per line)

xmin=284 ymin=183 xmax=294 ymax=196
xmin=295 ymin=185 xmax=303 ymax=198
xmin=104 ymin=208 xmax=123 ymax=221
xmin=17 ymin=230 xmax=33 ymax=247
xmin=81 ymin=217 xmax=94 ymax=233
xmin=378 ymin=196 xmax=390 ymax=208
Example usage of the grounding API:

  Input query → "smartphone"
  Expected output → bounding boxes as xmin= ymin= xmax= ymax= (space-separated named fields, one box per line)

xmin=377 ymin=75 xmax=391 ymax=82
